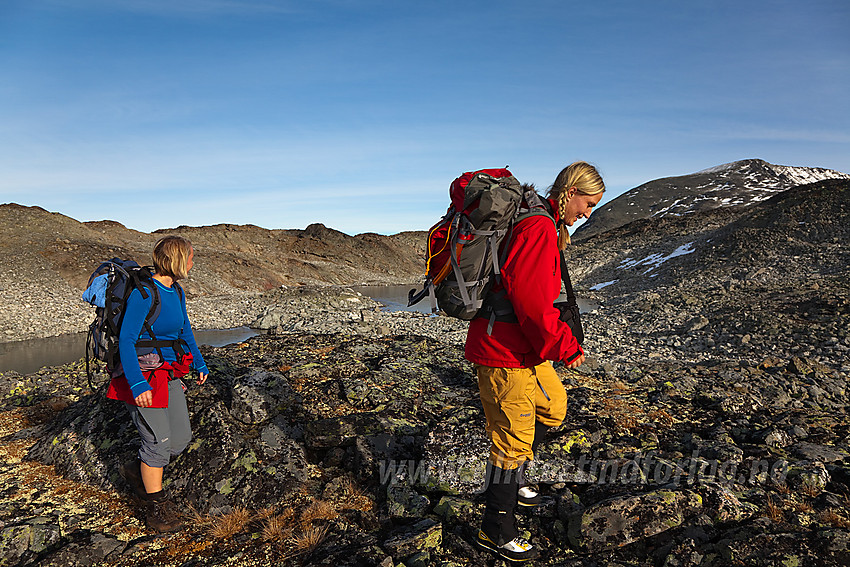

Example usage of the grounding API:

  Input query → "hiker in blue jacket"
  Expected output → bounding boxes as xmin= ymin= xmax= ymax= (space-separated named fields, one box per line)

xmin=110 ymin=235 xmax=209 ymax=532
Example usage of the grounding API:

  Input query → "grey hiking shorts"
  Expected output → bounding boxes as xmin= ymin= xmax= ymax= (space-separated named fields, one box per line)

xmin=126 ymin=379 xmax=192 ymax=468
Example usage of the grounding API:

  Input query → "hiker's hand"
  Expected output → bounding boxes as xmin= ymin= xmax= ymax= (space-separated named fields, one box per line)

xmin=197 ymin=372 xmax=208 ymax=385
xmin=566 ymin=353 xmax=585 ymax=369
xmin=135 ymin=390 xmax=153 ymax=408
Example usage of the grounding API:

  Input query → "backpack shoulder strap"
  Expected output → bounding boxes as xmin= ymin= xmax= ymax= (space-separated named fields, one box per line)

xmin=514 ymin=190 xmax=555 ymax=226
xmin=136 ymin=277 xmax=161 ymax=339
xmin=559 ymin=250 xmax=578 ymax=307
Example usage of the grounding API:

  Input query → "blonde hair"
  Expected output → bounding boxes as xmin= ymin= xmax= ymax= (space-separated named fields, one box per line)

xmin=546 ymin=161 xmax=605 ymax=249
xmin=152 ymin=236 xmax=193 ymax=281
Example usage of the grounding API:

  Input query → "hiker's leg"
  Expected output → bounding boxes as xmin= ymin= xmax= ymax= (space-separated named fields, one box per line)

xmin=166 ymin=379 xmax=192 ymax=457
xmin=129 ymin=405 xmax=172 ymax=492
xmin=140 ymin=461 xmax=164 ymax=493
xmin=477 ymin=365 xmax=537 ymax=469
xmin=515 ymin=362 xmax=568 ymax=506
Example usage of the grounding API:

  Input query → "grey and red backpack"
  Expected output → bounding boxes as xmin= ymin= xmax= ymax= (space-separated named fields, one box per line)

xmin=408 ymin=168 xmax=584 ymax=342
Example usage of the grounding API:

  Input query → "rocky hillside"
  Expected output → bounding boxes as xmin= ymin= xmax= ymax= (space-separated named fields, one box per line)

xmin=575 ymin=159 xmax=850 ymax=241
xmin=0 ymin=204 xmax=425 ymax=294
xmin=568 ymin=178 xmax=849 ymax=299
xmin=0 ymin=204 xmax=426 ymax=341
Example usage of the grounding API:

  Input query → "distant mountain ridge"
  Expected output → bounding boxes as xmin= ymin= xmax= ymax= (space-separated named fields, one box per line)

xmin=0 ymin=203 xmax=426 ymax=297
xmin=574 ymin=159 xmax=850 ymax=241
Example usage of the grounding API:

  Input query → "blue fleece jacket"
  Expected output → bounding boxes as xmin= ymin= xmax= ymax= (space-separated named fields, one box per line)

xmin=118 ymin=279 xmax=208 ymax=399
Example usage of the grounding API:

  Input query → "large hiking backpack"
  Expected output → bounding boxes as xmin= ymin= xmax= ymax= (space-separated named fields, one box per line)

xmin=82 ymin=258 xmax=186 ymax=389
xmin=407 ymin=168 xmax=552 ymax=321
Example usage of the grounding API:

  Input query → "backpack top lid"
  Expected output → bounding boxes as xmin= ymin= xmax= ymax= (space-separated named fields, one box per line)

xmin=449 ymin=168 xmax=515 ymax=213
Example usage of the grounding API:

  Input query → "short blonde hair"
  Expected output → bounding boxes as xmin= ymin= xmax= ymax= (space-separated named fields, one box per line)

xmin=152 ymin=236 xmax=193 ymax=280
xmin=546 ymin=161 xmax=605 ymax=248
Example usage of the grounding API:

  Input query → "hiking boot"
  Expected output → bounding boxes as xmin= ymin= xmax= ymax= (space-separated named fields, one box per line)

xmin=119 ymin=459 xmax=147 ymax=499
xmin=145 ymin=495 xmax=185 ymax=533
xmin=477 ymin=530 xmax=539 ymax=562
xmin=517 ymin=483 xmax=542 ymax=507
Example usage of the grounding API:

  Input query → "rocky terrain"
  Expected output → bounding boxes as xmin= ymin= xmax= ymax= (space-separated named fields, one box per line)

xmin=0 ymin=203 xmax=426 ymax=342
xmin=575 ymin=159 xmax=850 ymax=241
xmin=0 ymin=176 xmax=848 ymax=565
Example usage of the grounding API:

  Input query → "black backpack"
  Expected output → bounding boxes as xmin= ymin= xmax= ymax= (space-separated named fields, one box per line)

xmin=83 ymin=258 xmax=186 ymax=389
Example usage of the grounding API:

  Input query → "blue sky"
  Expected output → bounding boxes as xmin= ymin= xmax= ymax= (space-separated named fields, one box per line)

xmin=1 ymin=0 xmax=848 ymax=235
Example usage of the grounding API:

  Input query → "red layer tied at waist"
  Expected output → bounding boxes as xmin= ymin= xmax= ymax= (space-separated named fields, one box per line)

xmin=107 ymin=353 xmax=194 ymax=408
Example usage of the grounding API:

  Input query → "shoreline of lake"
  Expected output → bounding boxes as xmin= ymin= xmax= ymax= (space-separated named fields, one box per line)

xmin=0 ymin=283 xmax=603 ymax=374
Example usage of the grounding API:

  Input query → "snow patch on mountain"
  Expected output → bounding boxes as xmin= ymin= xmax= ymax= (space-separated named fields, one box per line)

xmin=618 ymin=242 xmax=696 ymax=274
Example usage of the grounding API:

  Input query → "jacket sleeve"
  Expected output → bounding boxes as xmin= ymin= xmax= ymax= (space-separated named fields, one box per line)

xmin=179 ymin=291 xmax=208 ymax=374
xmin=118 ymin=288 xmax=153 ymax=399
xmin=500 ymin=216 xmax=583 ymax=364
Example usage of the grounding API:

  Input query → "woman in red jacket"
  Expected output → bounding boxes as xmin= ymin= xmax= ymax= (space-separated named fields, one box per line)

xmin=467 ymin=161 xmax=604 ymax=562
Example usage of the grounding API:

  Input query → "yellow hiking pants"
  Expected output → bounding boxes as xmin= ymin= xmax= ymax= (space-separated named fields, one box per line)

xmin=476 ymin=361 xmax=567 ymax=470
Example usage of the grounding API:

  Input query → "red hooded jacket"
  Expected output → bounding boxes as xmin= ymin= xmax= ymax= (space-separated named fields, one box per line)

xmin=465 ymin=199 xmax=583 ymax=368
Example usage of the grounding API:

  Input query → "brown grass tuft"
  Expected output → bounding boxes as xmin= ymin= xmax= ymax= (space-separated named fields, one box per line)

xmin=309 ymin=346 xmax=335 ymax=357
xmin=790 ymin=500 xmax=813 ymax=514
xmin=208 ymin=506 xmax=252 ymax=539
xmin=799 ymin=481 xmax=822 ymax=498
xmin=335 ymin=477 xmax=374 ymax=512
xmin=817 ymin=509 xmax=850 ymax=529
xmin=771 ymin=481 xmax=791 ymax=495
xmin=22 ymin=397 xmax=71 ymax=427
xmin=300 ymin=499 xmax=337 ymax=526
xmin=185 ymin=503 xmax=211 ymax=527
xmin=765 ymin=496 xmax=785 ymax=523
xmin=293 ymin=524 xmax=328 ymax=554
xmin=255 ymin=506 xmax=277 ymax=521
xmin=648 ymin=409 xmax=674 ymax=428
xmin=262 ymin=510 xmax=294 ymax=542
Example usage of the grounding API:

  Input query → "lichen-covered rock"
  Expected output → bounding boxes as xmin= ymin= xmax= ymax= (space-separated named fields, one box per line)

xmin=0 ymin=515 xmax=62 ymax=567
xmin=386 ymin=483 xmax=430 ymax=519
xmin=790 ymin=442 xmax=850 ymax=463
xmin=699 ymin=484 xmax=758 ymax=524
xmin=786 ymin=460 xmax=831 ymax=491
xmin=568 ymin=489 xmax=703 ymax=552
xmin=382 ymin=518 xmax=442 ymax=559
xmin=432 ymin=496 xmax=476 ymax=524
xmin=35 ymin=533 xmax=127 ymax=567
xmin=229 ymin=368 xmax=300 ymax=425
xmin=25 ymin=364 xmax=311 ymax=515
xmin=814 ymin=529 xmax=850 ymax=565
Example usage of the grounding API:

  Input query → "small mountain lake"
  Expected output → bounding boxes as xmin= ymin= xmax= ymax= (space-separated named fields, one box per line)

xmin=0 ymin=285 xmax=596 ymax=374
